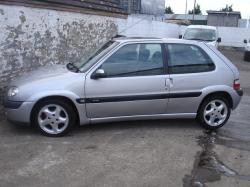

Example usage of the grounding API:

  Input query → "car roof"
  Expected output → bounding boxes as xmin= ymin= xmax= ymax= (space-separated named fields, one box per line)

xmin=186 ymin=25 xmax=217 ymax=30
xmin=113 ymin=37 xmax=161 ymax=41
xmin=113 ymin=37 xmax=203 ymax=45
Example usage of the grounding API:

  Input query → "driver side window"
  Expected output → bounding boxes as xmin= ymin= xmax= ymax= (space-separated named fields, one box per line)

xmin=100 ymin=43 xmax=164 ymax=77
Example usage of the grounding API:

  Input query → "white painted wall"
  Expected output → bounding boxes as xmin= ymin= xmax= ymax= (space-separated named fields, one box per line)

xmin=218 ymin=27 xmax=250 ymax=47
xmin=117 ymin=15 xmax=185 ymax=38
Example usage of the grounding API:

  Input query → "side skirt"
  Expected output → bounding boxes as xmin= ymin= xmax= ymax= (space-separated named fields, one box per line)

xmin=87 ymin=113 xmax=197 ymax=124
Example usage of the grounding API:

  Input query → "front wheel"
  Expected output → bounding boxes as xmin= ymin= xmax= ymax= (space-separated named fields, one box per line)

xmin=197 ymin=96 xmax=231 ymax=130
xmin=32 ymin=99 xmax=76 ymax=137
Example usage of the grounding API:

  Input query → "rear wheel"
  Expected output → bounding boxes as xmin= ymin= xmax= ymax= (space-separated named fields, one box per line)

xmin=32 ymin=99 xmax=76 ymax=137
xmin=197 ymin=96 xmax=231 ymax=130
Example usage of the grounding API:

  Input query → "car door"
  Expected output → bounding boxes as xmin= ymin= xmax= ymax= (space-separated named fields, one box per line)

xmin=165 ymin=43 xmax=216 ymax=114
xmin=85 ymin=42 xmax=169 ymax=118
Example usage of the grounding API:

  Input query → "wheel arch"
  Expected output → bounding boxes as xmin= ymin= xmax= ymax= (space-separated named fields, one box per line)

xmin=196 ymin=91 xmax=232 ymax=130
xmin=198 ymin=91 xmax=233 ymax=114
xmin=30 ymin=95 xmax=80 ymax=125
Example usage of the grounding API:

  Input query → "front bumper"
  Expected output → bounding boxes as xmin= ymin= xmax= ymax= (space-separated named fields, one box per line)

xmin=4 ymin=100 xmax=35 ymax=124
xmin=3 ymin=100 xmax=23 ymax=109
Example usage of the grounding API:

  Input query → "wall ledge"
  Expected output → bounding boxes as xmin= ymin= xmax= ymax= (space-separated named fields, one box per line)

xmin=0 ymin=0 xmax=128 ymax=19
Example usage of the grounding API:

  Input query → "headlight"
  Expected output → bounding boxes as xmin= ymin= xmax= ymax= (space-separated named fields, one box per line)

xmin=7 ymin=87 xmax=19 ymax=97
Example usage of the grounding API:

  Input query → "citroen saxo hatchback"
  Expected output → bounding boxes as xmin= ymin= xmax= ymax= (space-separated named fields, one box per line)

xmin=4 ymin=38 xmax=243 ymax=136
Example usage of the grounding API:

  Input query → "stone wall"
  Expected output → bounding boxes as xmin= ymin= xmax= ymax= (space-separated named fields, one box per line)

xmin=0 ymin=4 xmax=119 ymax=102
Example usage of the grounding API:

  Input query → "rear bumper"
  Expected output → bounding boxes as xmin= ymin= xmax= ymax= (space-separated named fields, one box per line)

xmin=4 ymin=100 xmax=35 ymax=125
xmin=231 ymin=89 xmax=243 ymax=110
xmin=236 ymin=89 xmax=243 ymax=97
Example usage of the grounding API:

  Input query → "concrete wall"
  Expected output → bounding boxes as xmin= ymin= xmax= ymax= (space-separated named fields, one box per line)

xmin=117 ymin=14 xmax=184 ymax=38
xmin=218 ymin=27 xmax=250 ymax=47
xmin=207 ymin=14 xmax=240 ymax=27
xmin=238 ymin=19 xmax=248 ymax=28
xmin=0 ymin=4 xmax=119 ymax=100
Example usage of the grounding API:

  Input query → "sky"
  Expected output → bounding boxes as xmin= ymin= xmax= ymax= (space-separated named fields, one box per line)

xmin=165 ymin=0 xmax=250 ymax=19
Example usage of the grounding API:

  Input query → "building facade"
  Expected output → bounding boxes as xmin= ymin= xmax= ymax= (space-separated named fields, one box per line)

xmin=141 ymin=0 xmax=165 ymax=15
xmin=165 ymin=14 xmax=208 ymax=25
xmin=120 ymin=0 xmax=141 ymax=14
xmin=207 ymin=11 xmax=241 ymax=27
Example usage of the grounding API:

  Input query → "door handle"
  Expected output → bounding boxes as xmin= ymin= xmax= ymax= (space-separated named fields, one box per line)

xmin=165 ymin=78 xmax=173 ymax=90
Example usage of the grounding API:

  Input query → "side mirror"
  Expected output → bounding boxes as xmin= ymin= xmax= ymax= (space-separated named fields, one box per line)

xmin=217 ymin=37 xmax=222 ymax=43
xmin=91 ymin=69 xmax=106 ymax=79
xmin=244 ymin=39 xmax=248 ymax=44
xmin=179 ymin=35 xmax=183 ymax=39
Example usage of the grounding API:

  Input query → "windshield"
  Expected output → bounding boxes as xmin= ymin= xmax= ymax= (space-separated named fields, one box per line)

xmin=184 ymin=28 xmax=216 ymax=41
xmin=67 ymin=41 xmax=119 ymax=72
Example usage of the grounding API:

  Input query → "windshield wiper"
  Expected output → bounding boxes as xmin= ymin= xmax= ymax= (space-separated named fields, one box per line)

xmin=204 ymin=39 xmax=215 ymax=42
xmin=187 ymin=38 xmax=204 ymax=41
xmin=187 ymin=38 xmax=215 ymax=42
xmin=66 ymin=63 xmax=80 ymax=73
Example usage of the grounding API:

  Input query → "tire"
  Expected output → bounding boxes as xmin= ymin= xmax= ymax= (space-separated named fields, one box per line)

xmin=197 ymin=96 xmax=231 ymax=130
xmin=32 ymin=99 xmax=76 ymax=137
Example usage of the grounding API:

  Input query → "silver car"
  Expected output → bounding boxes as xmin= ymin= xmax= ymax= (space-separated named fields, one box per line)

xmin=4 ymin=38 xmax=243 ymax=137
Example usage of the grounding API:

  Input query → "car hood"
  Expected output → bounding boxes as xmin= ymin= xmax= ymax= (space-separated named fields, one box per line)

xmin=12 ymin=64 xmax=69 ymax=86
xmin=9 ymin=64 xmax=85 ymax=102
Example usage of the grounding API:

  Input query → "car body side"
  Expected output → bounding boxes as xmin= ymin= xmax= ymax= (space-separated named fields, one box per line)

xmin=4 ymin=39 xmax=242 ymax=126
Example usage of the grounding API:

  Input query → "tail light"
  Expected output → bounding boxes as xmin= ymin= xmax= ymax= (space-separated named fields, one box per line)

xmin=233 ymin=79 xmax=241 ymax=90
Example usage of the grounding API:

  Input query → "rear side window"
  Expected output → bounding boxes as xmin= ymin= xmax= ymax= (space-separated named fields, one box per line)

xmin=101 ymin=43 xmax=164 ymax=77
xmin=166 ymin=44 xmax=215 ymax=74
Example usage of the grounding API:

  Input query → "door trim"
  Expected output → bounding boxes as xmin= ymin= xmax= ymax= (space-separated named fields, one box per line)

xmin=77 ymin=92 xmax=202 ymax=104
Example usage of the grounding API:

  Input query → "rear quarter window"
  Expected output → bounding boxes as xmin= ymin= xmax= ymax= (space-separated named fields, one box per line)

xmin=166 ymin=44 xmax=215 ymax=74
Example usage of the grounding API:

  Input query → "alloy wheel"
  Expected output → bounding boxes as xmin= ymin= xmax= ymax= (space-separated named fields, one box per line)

xmin=38 ymin=104 xmax=69 ymax=135
xmin=203 ymin=99 xmax=228 ymax=127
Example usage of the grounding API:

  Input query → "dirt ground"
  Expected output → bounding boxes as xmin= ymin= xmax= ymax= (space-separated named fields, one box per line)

xmin=0 ymin=49 xmax=250 ymax=187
